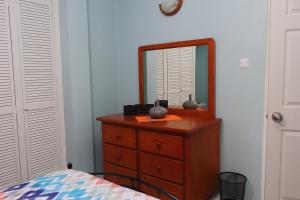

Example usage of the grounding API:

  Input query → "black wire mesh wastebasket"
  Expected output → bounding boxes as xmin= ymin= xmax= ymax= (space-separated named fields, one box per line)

xmin=219 ymin=172 xmax=247 ymax=200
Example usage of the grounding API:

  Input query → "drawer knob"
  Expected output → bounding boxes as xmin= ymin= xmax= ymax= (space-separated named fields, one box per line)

xmin=156 ymin=143 xmax=162 ymax=149
xmin=116 ymin=154 xmax=121 ymax=161
xmin=156 ymin=166 xmax=161 ymax=173
xmin=115 ymin=134 xmax=121 ymax=139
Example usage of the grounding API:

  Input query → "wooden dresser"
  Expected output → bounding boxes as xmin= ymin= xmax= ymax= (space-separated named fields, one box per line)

xmin=97 ymin=114 xmax=221 ymax=200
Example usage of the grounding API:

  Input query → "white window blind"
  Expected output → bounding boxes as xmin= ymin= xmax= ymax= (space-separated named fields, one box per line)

xmin=155 ymin=49 xmax=166 ymax=100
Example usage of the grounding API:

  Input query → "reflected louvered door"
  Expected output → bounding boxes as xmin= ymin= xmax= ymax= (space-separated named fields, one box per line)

xmin=179 ymin=47 xmax=195 ymax=103
xmin=155 ymin=50 xmax=166 ymax=100
xmin=0 ymin=0 xmax=22 ymax=189
xmin=10 ymin=0 xmax=65 ymax=179
xmin=166 ymin=48 xmax=181 ymax=106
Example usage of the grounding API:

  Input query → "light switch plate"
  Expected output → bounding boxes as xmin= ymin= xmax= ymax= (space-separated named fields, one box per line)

xmin=240 ymin=58 xmax=250 ymax=68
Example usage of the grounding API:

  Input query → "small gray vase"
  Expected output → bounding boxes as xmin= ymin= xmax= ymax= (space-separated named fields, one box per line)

xmin=182 ymin=94 xmax=198 ymax=109
xmin=149 ymin=100 xmax=167 ymax=119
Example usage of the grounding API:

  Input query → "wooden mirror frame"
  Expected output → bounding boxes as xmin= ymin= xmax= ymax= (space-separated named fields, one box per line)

xmin=159 ymin=0 xmax=183 ymax=16
xmin=138 ymin=38 xmax=216 ymax=119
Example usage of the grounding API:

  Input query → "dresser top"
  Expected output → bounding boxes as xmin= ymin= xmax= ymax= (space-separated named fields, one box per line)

xmin=97 ymin=114 xmax=221 ymax=135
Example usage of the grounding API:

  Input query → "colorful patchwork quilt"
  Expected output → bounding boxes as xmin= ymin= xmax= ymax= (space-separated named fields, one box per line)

xmin=0 ymin=169 xmax=158 ymax=200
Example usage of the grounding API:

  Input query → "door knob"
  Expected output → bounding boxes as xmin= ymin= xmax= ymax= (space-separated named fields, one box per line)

xmin=272 ymin=112 xmax=283 ymax=123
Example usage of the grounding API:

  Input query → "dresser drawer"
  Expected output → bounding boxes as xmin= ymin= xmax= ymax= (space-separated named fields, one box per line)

xmin=140 ymin=174 xmax=184 ymax=200
xmin=103 ymin=124 xmax=136 ymax=148
xmin=140 ymin=152 xmax=183 ymax=184
xmin=104 ymin=144 xmax=137 ymax=170
xmin=139 ymin=130 xmax=183 ymax=160
xmin=104 ymin=163 xmax=138 ymax=186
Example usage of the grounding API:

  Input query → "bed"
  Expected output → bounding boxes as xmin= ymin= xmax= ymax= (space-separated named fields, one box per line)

xmin=0 ymin=169 xmax=161 ymax=200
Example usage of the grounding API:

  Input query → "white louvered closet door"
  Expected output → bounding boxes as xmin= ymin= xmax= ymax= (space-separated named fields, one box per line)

xmin=0 ymin=0 xmax=22 ymax=189
xmin=166 ymin=48 xmax=181 ymax=106
xmin=179 ymin=47 xmax=195 ymax=102
xmin=9 ymin=0 xmax=65 ymax=179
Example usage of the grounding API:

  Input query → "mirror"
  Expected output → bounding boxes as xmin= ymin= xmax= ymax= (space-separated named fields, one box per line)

xmin=138 ymin=38 xmax=215 ymax=118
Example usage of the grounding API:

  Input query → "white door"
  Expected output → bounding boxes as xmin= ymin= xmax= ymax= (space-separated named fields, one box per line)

xmin=265 ymin=0 xmax=300 ymax=199
xmin=0 ymin=0 xmax=22 ymax=189
xmin=9 ymin=0 xmax=66 ymax=179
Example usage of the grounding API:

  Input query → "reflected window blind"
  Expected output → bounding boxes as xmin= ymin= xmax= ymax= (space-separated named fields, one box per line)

xmin=155 ymin=47 xmax=195 ymax=106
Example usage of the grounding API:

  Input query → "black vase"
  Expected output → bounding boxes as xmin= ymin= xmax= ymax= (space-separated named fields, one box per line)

xmin=182 ymin=94 xmax=198 ymax=109
xmin=149 ymin=100 xmax=167 ymax=119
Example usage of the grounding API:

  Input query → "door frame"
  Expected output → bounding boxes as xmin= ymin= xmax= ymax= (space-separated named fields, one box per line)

xmin=261 ymin=0 xmax=275 ymax=198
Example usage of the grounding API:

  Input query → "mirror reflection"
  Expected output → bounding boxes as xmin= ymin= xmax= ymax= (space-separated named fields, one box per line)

xmin=144 ymin=45 xmax=208 ymax=109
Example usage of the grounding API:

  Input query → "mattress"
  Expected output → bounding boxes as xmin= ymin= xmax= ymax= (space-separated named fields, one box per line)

xmin=0 ymin=169 xmax=158 ymax=200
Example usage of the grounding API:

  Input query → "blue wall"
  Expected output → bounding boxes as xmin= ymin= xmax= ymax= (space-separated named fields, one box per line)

xmin=59 ymin=0 xmax=267 ymax=199
xmin=59 ymin=0 xmax=119 ymax=172
xmin=59 ymin=0 xmax=94 ymax=172
xmin=195 ymin=45 xmax=208 ymax=104
xmin=113 ymin=1 xmax=267 ymax=199
xmin=145 ymin=51 xmax=158 ymax=104
xmin=87 ymin=0 xmax=119 ymax=171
